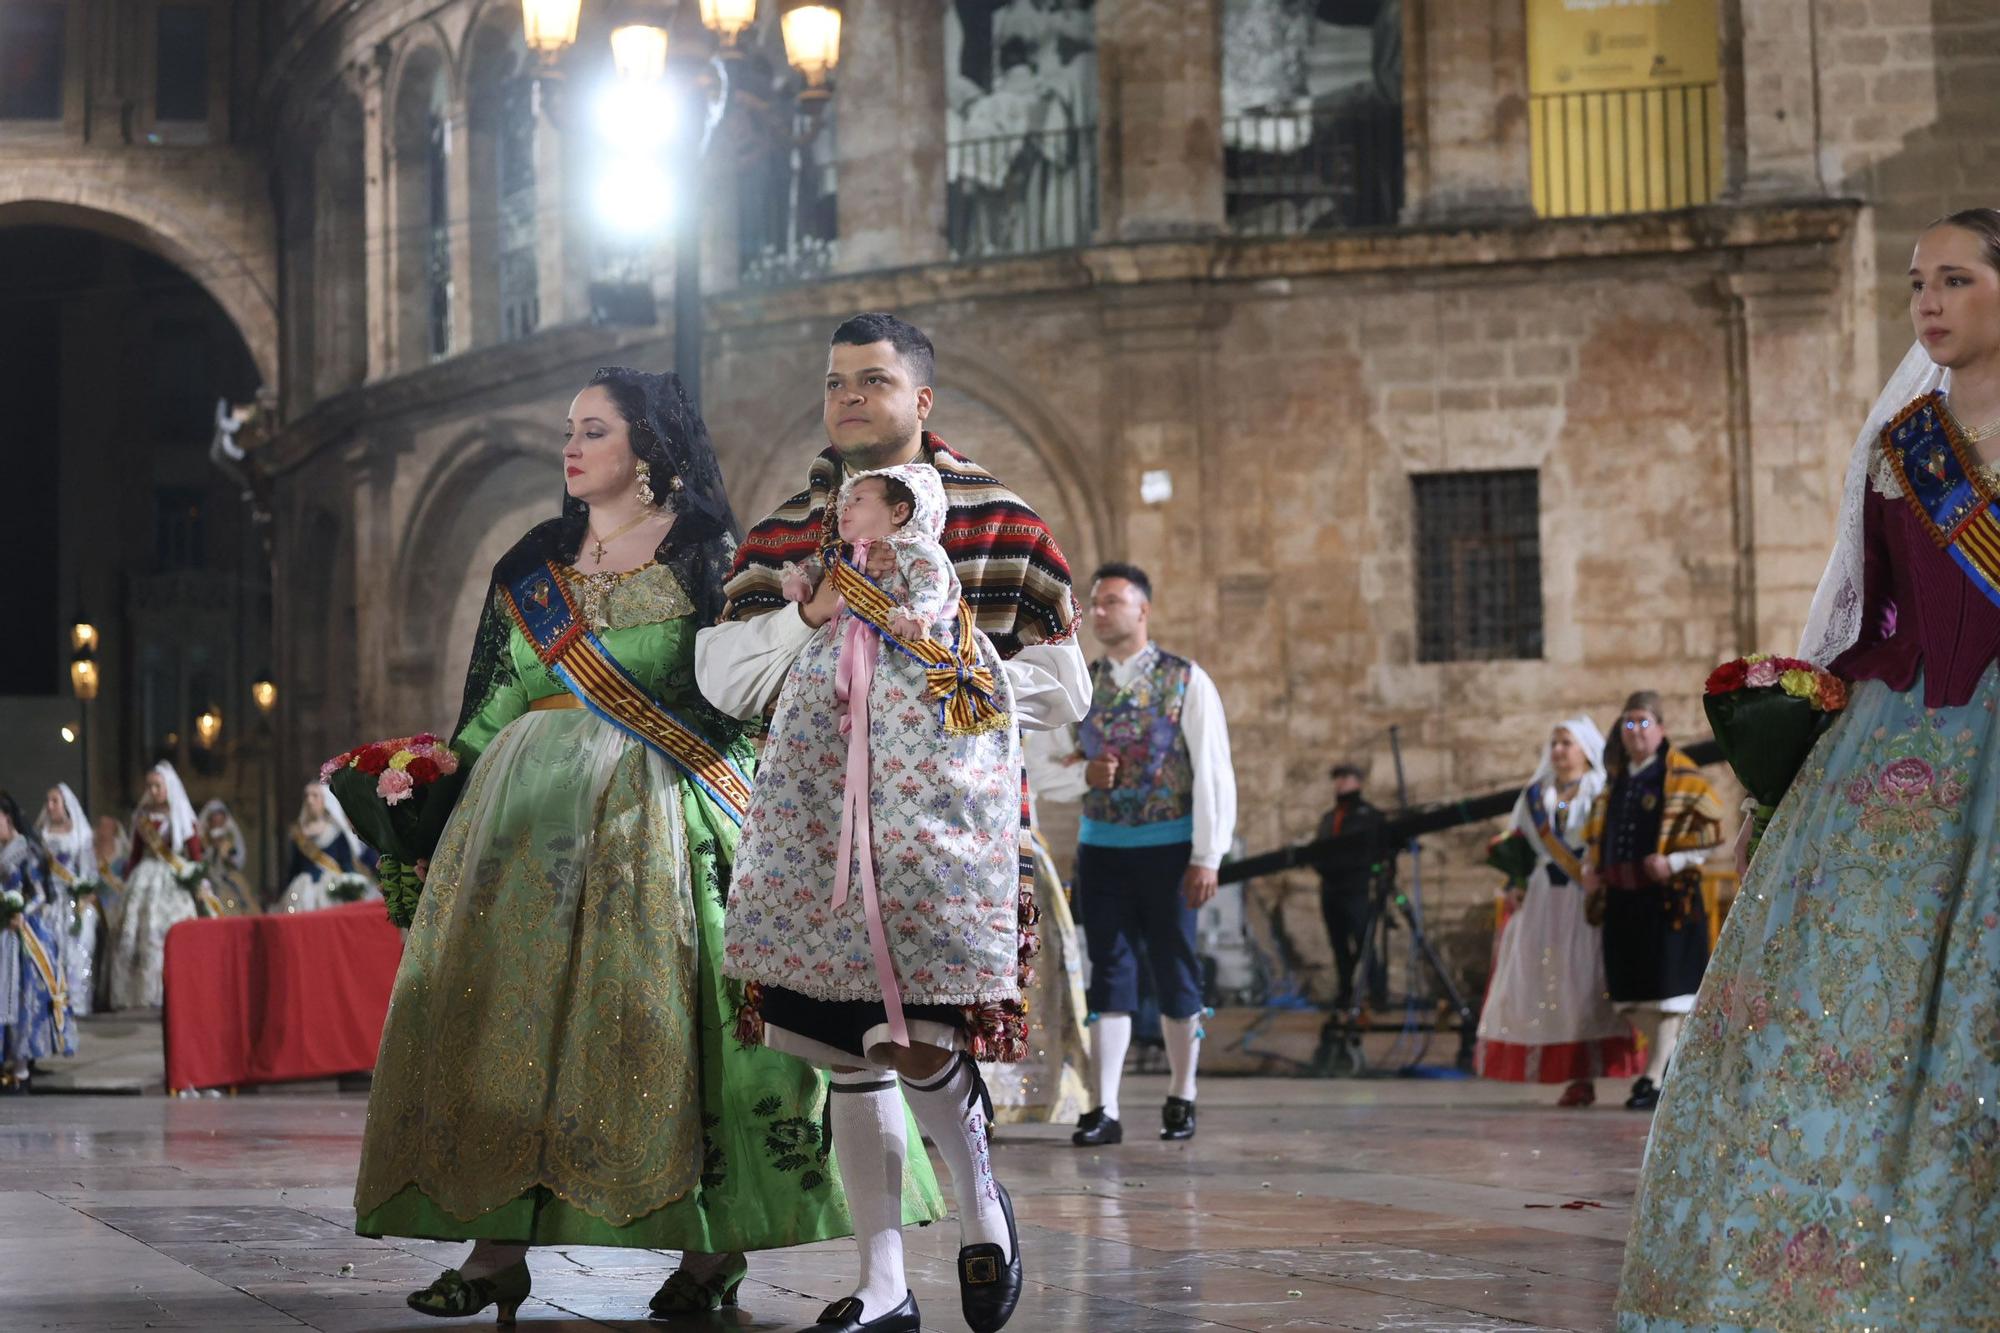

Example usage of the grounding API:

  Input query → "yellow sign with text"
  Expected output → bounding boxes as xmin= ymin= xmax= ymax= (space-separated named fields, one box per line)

xmin=1527 ymin=0 xmax=1719 ymax=96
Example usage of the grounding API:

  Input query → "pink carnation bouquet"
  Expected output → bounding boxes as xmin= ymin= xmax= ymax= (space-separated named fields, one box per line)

xmin=321 ymin=734 xmax=463 ymax=926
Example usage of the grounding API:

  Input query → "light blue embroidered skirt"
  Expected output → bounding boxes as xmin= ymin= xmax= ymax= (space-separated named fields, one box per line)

xmin=1617 ymin=670 xmax=2000 ymax=1330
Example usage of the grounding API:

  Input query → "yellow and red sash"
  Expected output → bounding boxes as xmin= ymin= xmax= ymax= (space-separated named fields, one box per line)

xmin=1883 ymin=391 xmax=2000 ymax=609
xmin=502 ymin=561 xmax=753 ymax=825
xmin=138 ymin=821 xmax=226 ymax=916
xmin=823 ymin=549 xmax=1009 ymax=737
xmin=1522 ymin=783 xmax=1587 ymax=884
xmin=290 ymin=826 xmax=343 ymax=878
xmin=11 ymin=915 xmax=66 ymax=1038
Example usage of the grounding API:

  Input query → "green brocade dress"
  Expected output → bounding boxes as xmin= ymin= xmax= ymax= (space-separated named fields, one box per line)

xmin=354 ymin=564 xmax=943 ymax=1246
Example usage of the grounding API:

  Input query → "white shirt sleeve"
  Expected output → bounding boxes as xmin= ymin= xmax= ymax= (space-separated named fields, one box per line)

xmin=1005 ymin=637 xmax=1090 ymax=732
xmin=694 ymin=608 xmax=818 ymax=721
xmin=1667 ymin=848 xmax=1711 ymax=875
xmin=1180 ymin=662 xmax=1237 ymax=869
xmin=1023 ymin=724 xmax=1089 ymax=804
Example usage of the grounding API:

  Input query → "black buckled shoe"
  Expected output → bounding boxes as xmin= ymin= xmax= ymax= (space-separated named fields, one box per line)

xmin=811 ymin=1289 xmax=920 ymax=1332
xmin=1071 ymin=1106 xmax=1123 ymax=1146
xmin=959 ymin=1182 xmax=1023 ymax=1332
xmin=1161 ymin=1096 xmax=1197 ymax=1141
xmin=1625 ymin=1077 xmax=1660 ymax=1110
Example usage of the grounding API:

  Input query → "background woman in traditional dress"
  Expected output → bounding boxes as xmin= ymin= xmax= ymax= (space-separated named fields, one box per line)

xmin=0 ymin=793 xmax=68 ymax=1092
xmin=1474 ymin=718 xmax=1637 ymax=1107
xmin=37 ymin=785 xmax=98 ymax=1020
xmin=106 ymin=762 xmax=204 ymax=1011
xmin=353 ymin=367 xmax=940 ymax=1324
xmin=1618 ymin=210 xmax=2000 ymax=1329
xmin=91 ymin=815 xmax=128 ymax=929
xmin=277 ymin=783 xmax=372 ymax=913
xmin=198 ymin=799 xmax=259 ymax=915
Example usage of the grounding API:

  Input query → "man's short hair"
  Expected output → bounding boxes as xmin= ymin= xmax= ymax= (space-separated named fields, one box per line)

xmin=830 ymin=312 xmax=936 ymax=388
xmin=1091 ymin=562 xmax=1152 ymax=601
xmin=1329 ymin=763 xmax=1366 ymax=782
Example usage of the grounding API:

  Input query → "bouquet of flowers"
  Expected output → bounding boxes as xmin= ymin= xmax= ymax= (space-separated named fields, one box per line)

xmin=0 ymin=888 xmax=24 ymax=930
xmin=1703 ymin=654 xmax=1849 ymax=860
xmin=173 ymin=862 xmax=225 ymax=917
xmin=69 ymin=879 xmax=106 ymax=935
xmin=322 ymin=734 xmax=463 ymax=927
xmin=1484 ymin=831 xmax=1537 ymax=891
xmin=326 ymin=872 xmax=374 ymax=905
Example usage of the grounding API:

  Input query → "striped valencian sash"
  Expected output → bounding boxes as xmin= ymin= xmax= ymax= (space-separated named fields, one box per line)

xmin=823 ymin=547 xmax=1009 ymax=737
xmin=291 ymin=826 xmax=343 ymax=878
xmin=11 ymin=914 xmax=66 ymax=1037
xmin=138 ymin=821 xmax=226 ymax=916
xmin=1883 ymin=391 xmax=2000 ymax=608
xmin=1522 ymin=783 xmax=1587 ymax=884
xmin=501 ymin=561 xmax=753 ymax=825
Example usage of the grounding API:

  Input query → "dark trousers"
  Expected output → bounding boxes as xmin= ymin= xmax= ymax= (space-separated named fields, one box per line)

xmin=1077 ymin=840 xmax=1203 ymax=1020
xmin=1319 ymin=884 xmax=1375 ymax=1011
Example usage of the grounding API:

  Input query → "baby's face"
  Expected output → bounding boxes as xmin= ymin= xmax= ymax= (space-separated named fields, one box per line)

xmin=838 ymin=478 xmax=909 ymax=543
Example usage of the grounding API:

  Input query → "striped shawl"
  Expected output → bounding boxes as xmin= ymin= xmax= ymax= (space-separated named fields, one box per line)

xmin=721 ymin=434 xmax=1078 ymax=657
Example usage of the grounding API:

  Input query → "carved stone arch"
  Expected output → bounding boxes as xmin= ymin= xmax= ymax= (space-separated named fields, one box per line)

xmin=392 ymin=422 xmax=560 ymax=723
xmin=0 ymin=192 xmax=277 ymax=388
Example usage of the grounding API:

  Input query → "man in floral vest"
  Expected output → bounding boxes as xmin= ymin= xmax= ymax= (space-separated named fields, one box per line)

xmin=1071 ymin=563 xmax=1237 ymax=1146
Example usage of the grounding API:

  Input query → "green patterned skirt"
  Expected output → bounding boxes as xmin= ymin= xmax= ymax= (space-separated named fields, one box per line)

xmin=353 ymin=710 xmax=943 ymax=1247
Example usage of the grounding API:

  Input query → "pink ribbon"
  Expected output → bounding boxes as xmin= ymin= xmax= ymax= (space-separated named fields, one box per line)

xmin=830 ymin=542 xmax=910 ymax=1047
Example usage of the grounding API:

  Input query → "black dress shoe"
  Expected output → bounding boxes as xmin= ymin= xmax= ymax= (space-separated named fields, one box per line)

xmin=1071 ymin=1106 xmax=1123 ymax=1146
xmin=1161 ymin=1096 xmax=1197 ymax=1141
xmin=811 ymin=1290 xmax=920 ymax=1332
xmin=1625 ymin=1077 xmax=1660 ymax=1111
xmin=959 ymin=1182 xmax=1024 ymax=1332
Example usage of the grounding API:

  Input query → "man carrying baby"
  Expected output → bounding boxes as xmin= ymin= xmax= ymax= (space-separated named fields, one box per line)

xmin=697 ymin=312 xmax=1088 ymax=1333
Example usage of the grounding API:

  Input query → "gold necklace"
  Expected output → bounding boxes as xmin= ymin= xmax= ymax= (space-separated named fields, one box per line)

xmin=1964 ymin=415 xmax=2000 ymax=444
xmin=586 ymin=510 xmax=654 ymax=564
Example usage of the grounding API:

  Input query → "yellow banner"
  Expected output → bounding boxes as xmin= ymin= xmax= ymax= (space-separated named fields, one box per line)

xmin=1528 ymin=0 xmax=1719 ymax=96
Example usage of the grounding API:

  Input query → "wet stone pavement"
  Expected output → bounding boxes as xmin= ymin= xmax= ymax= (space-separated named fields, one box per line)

xmin=0 ymin=1074 xmax=1648 ymax=1331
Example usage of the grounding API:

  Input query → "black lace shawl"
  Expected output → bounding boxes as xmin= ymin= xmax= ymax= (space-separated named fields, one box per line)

xmin=446 ymin=366 xmax=743 ymax=761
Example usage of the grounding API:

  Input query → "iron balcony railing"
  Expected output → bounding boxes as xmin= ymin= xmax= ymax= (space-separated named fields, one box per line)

xmin=1223 ymin=99 xmax=1403 ymax=236
xmin=946 ymin=125 xmax=1099 ymax=261
xmin=1529 ymin=81 xmax=1721 ymax=218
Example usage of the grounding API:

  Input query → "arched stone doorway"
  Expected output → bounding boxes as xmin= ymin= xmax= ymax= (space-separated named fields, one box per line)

xmin=0 ymin=221 xmax=269 ymax=873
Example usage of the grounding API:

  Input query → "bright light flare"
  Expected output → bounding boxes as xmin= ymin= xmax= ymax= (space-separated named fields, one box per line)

xmin=610 ymin=24 xmax=670 ymax=84
xmin=60 ymin=726 xmax=76 ymax=744
xmin=594 ymin=78 xmax=677 ymax=152
xmin=782 ymin=4 xmax=841 ymax=87
xmin=595 ymin=155 xmax=676 ymax=235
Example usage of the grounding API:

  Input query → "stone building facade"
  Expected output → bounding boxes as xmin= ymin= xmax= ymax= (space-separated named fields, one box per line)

xmin=9 ymin=0 xmax=1998 ymax=995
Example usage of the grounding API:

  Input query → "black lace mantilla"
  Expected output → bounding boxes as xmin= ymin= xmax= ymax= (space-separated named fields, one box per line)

xmin=447 ymin=365 xmax=745 ymax=771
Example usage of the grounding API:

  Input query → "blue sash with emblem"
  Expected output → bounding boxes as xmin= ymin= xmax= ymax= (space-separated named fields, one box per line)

xmin=1522 ymin=782 xmax=1586 ymax=886
xmin=1882 ymin=391 xmax=2000 ymax=611
xmin=500 ymin=561 xmax=753 ymax=825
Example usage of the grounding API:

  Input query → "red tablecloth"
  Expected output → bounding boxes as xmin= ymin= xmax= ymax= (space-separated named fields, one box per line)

xmin=162 ymin=901 xmax=403 ymax=1091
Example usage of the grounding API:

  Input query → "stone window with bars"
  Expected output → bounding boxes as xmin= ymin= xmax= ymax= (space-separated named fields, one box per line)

xmin=1411 ymin=470 xmax=1543 ymax=663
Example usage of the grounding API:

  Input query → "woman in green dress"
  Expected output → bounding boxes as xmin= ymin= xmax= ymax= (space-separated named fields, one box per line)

xmin=353 ymin=367 xmax=942 ymax=1324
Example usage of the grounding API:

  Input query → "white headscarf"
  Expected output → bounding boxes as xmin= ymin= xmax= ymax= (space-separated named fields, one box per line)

xmin=302 ymin=782 xmax=367 ymax=864
xmin=198 ymin=800 xmax=246 ymax=869
xmin=1798 ymin=341 xmax=1949 ymax=666
xmin=1510 ymin=715 xmax=1607 ymax=844
xmin=142 ymin=761 xmax=199 ymax=851
xmin=839 ymin=462 xmax=949 ymax=544
xmin=36 ymin=783 xmax=93 ymax=864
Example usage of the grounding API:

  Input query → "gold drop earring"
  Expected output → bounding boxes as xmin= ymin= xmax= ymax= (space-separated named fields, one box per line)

xmin=635 ymin=460 xmax=656 ymax=507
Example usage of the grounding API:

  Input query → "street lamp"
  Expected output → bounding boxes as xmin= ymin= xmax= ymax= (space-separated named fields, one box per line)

xmin=780 ymin=3 xmax=841 ymax=100
xmin=251 ymin=672 xmax=278 ymax=898
xmin=69 ymin=625 xmax=99 ymax=816
xmin=521 ymin=0 xmax=584 ymax=59
xmin=195 ymin=706 xmax=222 ymax=750
xmin=549 ymin=0 xmax=842 ymax=408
